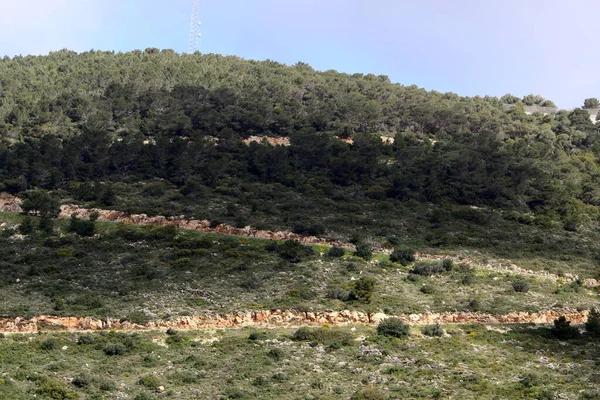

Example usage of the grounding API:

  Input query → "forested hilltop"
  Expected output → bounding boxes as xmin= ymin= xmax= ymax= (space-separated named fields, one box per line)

xmin=2 ymin=49 xmax=600 ymax=271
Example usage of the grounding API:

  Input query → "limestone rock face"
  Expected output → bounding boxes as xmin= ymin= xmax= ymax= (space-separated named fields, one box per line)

xmin=0 ymin=308 xmax=591 ymax=333
xmin=242 ymin=136 xmax=291 ymax=146
xmin=0 ymin=193 xmax=22 ymax=213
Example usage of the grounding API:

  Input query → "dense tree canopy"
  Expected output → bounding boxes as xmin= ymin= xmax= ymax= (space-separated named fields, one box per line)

xmin=1 ymin=49 xmax=600 ymax=240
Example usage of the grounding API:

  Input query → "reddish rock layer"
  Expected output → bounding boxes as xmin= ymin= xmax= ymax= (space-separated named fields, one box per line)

xmin=0 ymin=309 xmax=591 ymax=333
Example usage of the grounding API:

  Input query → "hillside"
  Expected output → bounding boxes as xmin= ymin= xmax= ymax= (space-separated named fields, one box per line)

xmin=1 ymin=50 xmax=600 ymax=275
xmin=1 ymin=49 xmax=600 ymax=399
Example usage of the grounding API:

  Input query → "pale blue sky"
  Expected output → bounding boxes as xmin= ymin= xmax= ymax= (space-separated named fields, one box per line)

xmin=1 ymin=0 xmax=598 ymax=108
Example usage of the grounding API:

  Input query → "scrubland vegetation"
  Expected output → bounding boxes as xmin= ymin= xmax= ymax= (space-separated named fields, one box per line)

xmin=1 ymin=324 xmax=600 ymax=399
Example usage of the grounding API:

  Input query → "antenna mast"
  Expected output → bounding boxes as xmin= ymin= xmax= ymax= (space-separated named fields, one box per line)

xmin=188 ymin=0 xmax=201 ymax=53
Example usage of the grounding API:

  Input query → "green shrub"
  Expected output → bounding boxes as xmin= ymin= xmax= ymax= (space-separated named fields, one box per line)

xmin=287 ymin=286 xmax=316 ymax=300
xmin=71 ymin=374 xmax=91 ymax=388
xmin=355 ymin=244 xmax=373 ymax=260
xmin=551 ymin=316 xmax=580 ymax=339
xmin=460 ymin=271 xmax=474 ymax=285
xmin=581 ymin=391 xmax=600 ymax=399
xmin=165 ymin=328 xmax=178 ymax=336
xmin=377 ymin=318 xmax=409 ymax=338
xmin=350 ymin=386 xmax=386 ymax=400
xmin=36 ymin=379 xmax=79 ymax=400
xmin=248 ymin=331 xmax=267 ymax=341
xmin=276 ymin=240 xmax=314 ymax=263
xmin=442 ymin=259 xmax=454 ymax=271
xmin=585 ymin=308 xmax=600 ymax=336
xmin=267 ymin=348 xmax=286 ymax=361
xmin=326 ymin=287 xmax=352 ymax=302
xmin=18 ymin=216 xmax=35 ymax=235
xmin=467 ymin=298 xmax=480 ymax=311
xmin=420 ymin=284 xmax=436 ymax=294
xmin=126 ymin=311 xmax=150 ymax=325
xmin=53 ymin=297 xmax=65 ymax=311
xmin=421 ymin=324 xmax=444 ymax=337
xmin=68 ymin=213 xmax=97 ymax=237
xmin=225 ymin=388 xmax=248 ymax=399
xmin=171 ymin=257 xmax=193 ymax=270
xmin=40 ymin=338 xmax=58 ymax=350
xmin=411 ymin=261 xmax=444 ymax=276
xmin=327 ymin=246 xmax=346 ymax=258
xmin=240 ymin=277 xmax=261 ymax=290
xmin=291 ymin=327 xmax=354 ymax=346
xmin=512 ymin=280 xmax=530 ymax=293
xmin=138 ymin=374 xmax=161 ymax=389
xmin=165 ymin=332 xmax=187 ymax=345
xmin=519 ymin=372 xmax=541 ymax=388
xmin=55 ymin=248 xmax=72 ymax=258
xmin=135 ymin=393 xmax=157 ymax=400
xmin=292 ymin=221 xmax=325 ymax=236
xmin=77 ymin=334 xmax=95 ymax=345
xmin=39 ymin=216 xmax=54 ymax=234
xmin=350 ymin=276 xmax=376 ymax=303
xmin=103 ymin=343 xmax=127 ymax=356
xmin=390 ymin=247 xmax=416 ymax=265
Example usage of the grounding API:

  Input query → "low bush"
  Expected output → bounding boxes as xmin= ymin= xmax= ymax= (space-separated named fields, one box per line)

xmin=350 ymin=386 xmax=386 ymax=400
xmin=551 ymin=316 xmax=580 ymax=339
xmin=71 ymin=374 xmax=91 ymax=388
xmin=135 ymin=393 xmax=157 ymax=400
xmin=77 ymin=334 xmax=95 ymax=345
xmin=267 ymin=348 xmax=285 ymax=361
xmin=138 ymin=374 xmax=162 ymax=389
xmin=390 ymin=247 xmax=416 ymax=265
xmin=248 ymin=331 xmax=267 ymax=341
xmin=276 ymin=240 xmax=315 ymax=263
xmin=355 ymin=244 xmax=373 ymax=260
xmin=292 ymin=221 xmax=325 ymax=236
xmin=40 ymin=339 xmax=58 ymax=350
xmin=585 ymin=308 xmax=600 ymax=336
xmin=442 ymin=258 xmax=454 ymax=271
xmin=18 ymin=216 xmax=35 ymax=235
xmin=327 ymin=246 xmax=346 ymax=258
xmin=421 ymin=324 xmax=444 ymax=337
xmin=411 ymin=261 xmax=444 ymax=276
xmin=68 ymin=212 xmax=98 ymax=237
xmin=377 ymin=318 xmax=409 ymax=338
xmin=103 ymin=343 xmax=127 ymax=356
xmin=350 ymin=276 xmax=376 ymax=303
xmin=291 ymin=327 xmax=354 ymax=347
xmin=36 ymin=379 xmax=79 ymax=400
xmin=512 ymin=280 xmax=530 ymax=293
xmin=326 ymin=287 xmax=352 ymax=302
xmin=519 ymin=372 xmax=541 ymax=388
xmin=420 ymin=284 xmax=436 ymax=294
xmin=171 ymin=257 xmax=193 ymax=270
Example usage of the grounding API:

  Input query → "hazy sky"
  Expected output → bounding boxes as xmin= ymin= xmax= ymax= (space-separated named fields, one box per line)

xmin=1 ymin=0 xmax=598 ymax=108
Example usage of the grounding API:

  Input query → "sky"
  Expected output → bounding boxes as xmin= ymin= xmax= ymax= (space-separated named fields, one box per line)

xmin=0 ymin=0 xmax=598 ymax=108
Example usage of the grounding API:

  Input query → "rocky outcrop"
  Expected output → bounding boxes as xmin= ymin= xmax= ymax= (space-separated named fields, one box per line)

xmin=240 ymin=136 xmax=394 ymax=146
xmin=0 ymin=192 xmax=22 ymax=213
xmin=57 ymin=204 xmax=350 ymax=248
xmin=414 ymin=253 xmax=596 ymax=285
xmin=0 ymin=308 xmax=591 ymax=333
xmin=242 ymin=136 xmax=291 ymax=146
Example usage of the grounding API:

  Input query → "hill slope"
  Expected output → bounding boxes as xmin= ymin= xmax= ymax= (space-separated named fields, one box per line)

xmin=1 ymin=49 xmax=600 ymax=274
